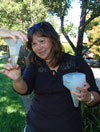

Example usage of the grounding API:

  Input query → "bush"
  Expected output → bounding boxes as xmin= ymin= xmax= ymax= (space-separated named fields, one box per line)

xmin=62 ymin=42 xmax=75 ymax=55
xmin=81 ymin=103 xmax=100 ymax=132
xmin=0 ymin=40 xmax=8 ymax=55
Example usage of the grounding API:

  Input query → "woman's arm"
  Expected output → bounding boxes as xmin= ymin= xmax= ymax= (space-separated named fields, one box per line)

xmin=72 ymin=84 xmax=100 ymax=106
xmin=85 ymin=91 xmax=100 ymax=106
xmin=73 ymin=56 xmax=100 ymax=106
xmin=0 ymin=29 xmax=28 ymax=43
xmin=13 ymin=76 xmax=28 ymax=94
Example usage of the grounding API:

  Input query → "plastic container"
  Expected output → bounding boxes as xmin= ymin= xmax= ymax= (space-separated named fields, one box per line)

xmin=63 ymin=72 xmax=86 ymax=107
xmin=4 ymin=38 xmax=22 ymax=67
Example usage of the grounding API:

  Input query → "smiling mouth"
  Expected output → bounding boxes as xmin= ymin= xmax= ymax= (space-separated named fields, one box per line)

xmin=38 ymin=50 xmax=46 ymax=56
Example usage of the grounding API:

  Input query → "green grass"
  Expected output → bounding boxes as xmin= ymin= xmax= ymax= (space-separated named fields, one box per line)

xmin=62 ymin=42 xmax=75 ymax=55
xmin=0 ymin=58 xmax=26 ymax=132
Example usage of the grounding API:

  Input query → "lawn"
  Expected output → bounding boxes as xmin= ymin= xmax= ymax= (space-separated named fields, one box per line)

xmin=0 ymin=58 xmax=26 ymax=132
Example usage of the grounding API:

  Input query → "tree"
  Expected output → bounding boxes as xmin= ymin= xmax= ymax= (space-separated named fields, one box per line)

xmin=0 ymin=0 xmax=47 ymax=33
xmin=43 ymin=0 xmax=100 ymax=56
xmin=87 ymin=24 xmax=100 ymax=61
xmin=60 ymin=22 xmax=77 ymax=38
xmin=82 ymin=16 xmax=100 ymax=61
xmin=0 ymin=0 xmax=48 ymax=54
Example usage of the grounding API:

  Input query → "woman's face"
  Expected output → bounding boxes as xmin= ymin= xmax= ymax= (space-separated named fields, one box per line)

xmin=31 ymin=34 xmax=53 ymax=62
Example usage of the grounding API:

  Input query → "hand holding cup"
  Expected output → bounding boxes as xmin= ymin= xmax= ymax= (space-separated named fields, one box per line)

xmin=63 ymin=72 xmax=86 ymax=107
xmin=0 ymin=58 xmax=21 ymax=81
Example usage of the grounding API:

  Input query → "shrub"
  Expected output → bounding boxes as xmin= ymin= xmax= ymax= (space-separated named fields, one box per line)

xmin=62 ymin=42 xmax=75 ymax=55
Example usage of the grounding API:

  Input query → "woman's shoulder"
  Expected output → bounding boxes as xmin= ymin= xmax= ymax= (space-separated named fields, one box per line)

xmin=62 ymin=52 xmax=87 ymax=68
xmin=25 ymin=62 xmax=37 ymax=70
xmin=63 ymin=52 xmax=76 ymax=61
xmin=63 ymin=52 xmax=85 ymax=61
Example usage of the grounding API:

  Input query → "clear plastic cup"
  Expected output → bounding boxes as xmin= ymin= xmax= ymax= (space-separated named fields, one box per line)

xmin=63 ymin=72 xmax=86 ymax=107
xmin=4 ymin=38 xmax=22 ymax=67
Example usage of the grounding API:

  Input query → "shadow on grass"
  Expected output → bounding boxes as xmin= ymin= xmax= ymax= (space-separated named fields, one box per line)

xmin=0 ymin=59 xmax=26 ymax=132
xmin=0 ymin=111 xmax=25 ymax=132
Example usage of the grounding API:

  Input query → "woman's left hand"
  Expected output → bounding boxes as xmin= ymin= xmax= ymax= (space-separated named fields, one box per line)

xmin=72 ymin=82 xmax=91 ymax=102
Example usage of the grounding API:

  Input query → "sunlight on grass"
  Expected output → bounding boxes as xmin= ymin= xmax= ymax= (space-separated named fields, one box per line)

xmin=0 ymin=58 xmax=26 ymax=132
xmin=7 ymin=106 xmax=19 ymax=113
xmin=0 ymin=58 xmax=6 ymax=69
xmin=6 ymin=105 xmax=25 ymax=115
xmin=0 ymin=96 xmax=7 ymax=102
xmin=0 ymin=63 xmax=5 ymax=67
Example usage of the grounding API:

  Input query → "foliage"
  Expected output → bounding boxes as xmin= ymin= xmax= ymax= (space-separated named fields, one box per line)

xmin=43 ymin=0 xmax=100 ymax=56
xmin=62 ymin=42 xmax=75 ymax=55
xmin=85 ymin=16 xmax=100 ymax=31
xmin=43 ymin=0 xmax=71 ymax=17
xmin=0 ymin=0 xmax=47 ymax=32
xmin=85 ymin=16 xmax=100 ymax=62
xmin=81 ymin=103 xmax=100 ymax=132
xmin=0 ymin=58 xmax=26 ymax=132
xmin=45 ymin=14 xmax=60 ymax=33
xmin=0 ymin=0 xmax=48 ymax=52
xmin=61 ymin=22 xmax=77 ymax=38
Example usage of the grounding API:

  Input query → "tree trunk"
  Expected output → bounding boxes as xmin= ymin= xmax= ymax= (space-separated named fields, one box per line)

xmin=60 ymin=16 xmax=76 ymax=52
xmin=76 ymin=0 xmax=87 ymax=56
xmin=30 ymin=0 xmax=34 ymax=24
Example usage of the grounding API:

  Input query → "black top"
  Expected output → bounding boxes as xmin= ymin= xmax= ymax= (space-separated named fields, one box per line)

xmin=22 ymin=53 xmax=100 ymax=132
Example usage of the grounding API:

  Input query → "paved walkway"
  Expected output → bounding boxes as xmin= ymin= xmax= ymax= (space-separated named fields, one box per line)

xmin=91 ymin=67 xmax=100 ymax=90
xmin=0 ymin=55 xmax=7 ymax=59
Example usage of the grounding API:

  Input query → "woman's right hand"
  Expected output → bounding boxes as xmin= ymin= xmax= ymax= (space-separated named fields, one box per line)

xmin=0 ymin=29 xmax=28 ymax=43
xmin=0 ymin=59 xmax=21 ymax=81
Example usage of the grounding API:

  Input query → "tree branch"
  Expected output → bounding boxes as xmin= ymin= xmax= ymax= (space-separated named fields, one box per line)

xmin=76 ymin=0 xmax=87 ymax=56
xmin=83 ymin=13 xmax=100 ymax=28
xmin=82 ymin=38 xmax=100 ymax=55
xmin=59 ymin=0 xmax=76 ymax=52
xmin=60 ymin=15 xmax=76 ymax=52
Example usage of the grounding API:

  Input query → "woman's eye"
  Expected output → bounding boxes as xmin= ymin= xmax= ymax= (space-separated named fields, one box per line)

xmin=40 ymin=40 xmax=45 ymax=43
xmin=32 ymin=43 xmax=36 ymax=46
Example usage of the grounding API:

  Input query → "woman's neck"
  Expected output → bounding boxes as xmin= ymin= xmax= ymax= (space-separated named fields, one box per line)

xmin=47 ymin=63 xmax=59 ymax=71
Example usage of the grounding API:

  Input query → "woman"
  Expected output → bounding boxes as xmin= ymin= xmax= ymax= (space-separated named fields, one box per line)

xmin=1 ymin=22 xmax=100 ymax=132
xmin=0 ymin=29 xmax=27 ymax=43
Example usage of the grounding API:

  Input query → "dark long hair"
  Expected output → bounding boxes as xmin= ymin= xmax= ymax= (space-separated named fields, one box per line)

xmin=26 ymin=21 xmax=64 ymax=68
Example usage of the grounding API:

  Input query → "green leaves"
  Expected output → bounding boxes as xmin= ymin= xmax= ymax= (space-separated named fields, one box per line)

xmin=43 ymin=0 xmax=71 ymax=17
xmin=0 ymin=0 xmax=48 ymax=32
xmin=81 ymin=103 xmax=100 ymax=132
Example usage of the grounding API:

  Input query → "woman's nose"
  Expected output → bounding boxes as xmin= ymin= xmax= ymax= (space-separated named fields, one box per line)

xmin=36 ymin=43 xmax=43 ymax=50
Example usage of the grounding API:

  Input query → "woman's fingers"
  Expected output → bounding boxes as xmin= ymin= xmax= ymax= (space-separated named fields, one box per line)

xmin=72 ymin=82 xmax=90 ymax=102
xmin=8 ymin=58 xmax=12 ymax=63
xmin=3 ymin=58 xmax=19 ymax=71
xmin=7 ymin=34 xmax=17 ymax=43
xmin=84 ymin=82 xmax=90 ymax=90
xmin=1 ymin=65 xmax=21 ymax=80
xmin=3 ymin=63 xmax=14 ymax=70
xmin=15 ymin=64 xmax=20 ymax=69
xmin=18 ymin=31 xmax=28 ymax=42
xmin=0 ymin=69 xmax=9 ymax=76
xmin=72 ymin=91 xmax=86 ymax=101
xmin=72 ymin=91 xmax=80 ymax=97
xmin=0 ymin=29 xmax=28 ymax=43
xmin=10 ymin=31 xmax=28 ymax=43
xmin=0 ymin=69 xmax=5 ymax=73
